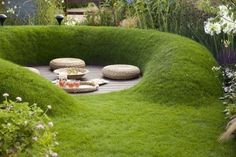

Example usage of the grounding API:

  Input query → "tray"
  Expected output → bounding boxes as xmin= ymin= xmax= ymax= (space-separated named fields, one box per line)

xmin=57 ymin=81 xmax=99 ymax=93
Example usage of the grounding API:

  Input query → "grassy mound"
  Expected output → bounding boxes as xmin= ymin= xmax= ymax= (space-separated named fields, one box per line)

xmin=0 ymin=26 xmax=220 ymax=107
xmin=0 ymin=26 xmax=234 ymax=157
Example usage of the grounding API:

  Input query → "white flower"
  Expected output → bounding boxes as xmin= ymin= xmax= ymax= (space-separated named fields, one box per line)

xmin=212 ymin=66 xmax=221 ymax=71
xmin=205 ymin=20 xmax=222 ymax=36
xmin=48 ymin=122 xmax=54 ymax=128
xmin=224 ymin=87 xmax=229 ymax=92
xmin=218 ymin=5 xmax=229 ymax=17
xmin=14 ymin=5 xmax=17 ymax=9
xmin=1 ymin=1 xmax=5 ymax=5
xmin=24 ymin=121 xmax=28 ymax=125
xmin=3 ymin=93 xmax=9 ymax=97
xmin=36 ymin=124 xmax=45 ymax=130
xmin=32 ymin=136 xmax=38 ymax=141
xmin=47 ymin=105 xmax=52 ymax=110
xmin=7 ymin=1 xmax=10 ymax=4
xmin=6 ymin=8 xmax=15 ymax=15
xmin=50 ymin=152 xmax=58 ymax=157
xmin=16 ymin=97 xmax=22 ymax=102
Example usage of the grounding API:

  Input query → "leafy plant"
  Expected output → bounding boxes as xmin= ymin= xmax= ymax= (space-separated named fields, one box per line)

xmin=0 ymin=93 xmax=58 ymax=157
xmin=0 ymin=0 xmax=64 ymax=25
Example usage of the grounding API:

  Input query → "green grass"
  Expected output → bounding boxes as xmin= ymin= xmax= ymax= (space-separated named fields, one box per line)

xmin=0 ymin=26 xmax=234 ymax=156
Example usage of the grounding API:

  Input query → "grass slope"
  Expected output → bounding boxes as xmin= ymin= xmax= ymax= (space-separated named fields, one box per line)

xmin=0 ymin=26 xmax=234 ymax=156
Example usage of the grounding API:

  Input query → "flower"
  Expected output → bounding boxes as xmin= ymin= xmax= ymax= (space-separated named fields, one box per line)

xmin=16 ymin=97 xmax=22 ymax=102
xmin=212 ymin=66 xmax=221 ymax=71
xmin=47 ymin=105 xmax=52 ymax=110
xmin=48 ymin=122 xmax=54 ymax=128
xmin=6 ymin=8 xmax=15 ymax=15
xmin=36 ymin=124 xmax=45 ymax=130
xmin=50 ymin=152 xmax=58 ymax=157
xmin=3 ymin=93 xmax=9 ymax=97
xmin=218 ymin=5 xmax=229 ymax=17
xmin=32 ymin=136 xmax=38 ymax=141
xmin=1 ymin=1 xmax=5 ymax=5
xmin=204 ymin=19 xmax=221 ymax=36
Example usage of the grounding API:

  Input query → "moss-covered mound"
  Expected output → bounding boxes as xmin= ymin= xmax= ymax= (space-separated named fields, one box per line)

xmin=0 ymin=26 xmax=220 ymax=108
xmin=0 ymin=26 xmax=233 ymax=157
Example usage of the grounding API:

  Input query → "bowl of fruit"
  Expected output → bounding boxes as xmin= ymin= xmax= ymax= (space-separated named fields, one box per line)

xmin=57 ymin=80 xmax=98 ymax=93
xmin=54 ymin=67 xmax=89 ymax=79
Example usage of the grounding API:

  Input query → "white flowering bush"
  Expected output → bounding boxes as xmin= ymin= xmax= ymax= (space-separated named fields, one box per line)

xmin=0 ymin=93 xmax=58 ymax=157
xmin=204 ymin=5 xmax=236 ymax=64
xmin=212 ymin=66 xmax=236 ymax=141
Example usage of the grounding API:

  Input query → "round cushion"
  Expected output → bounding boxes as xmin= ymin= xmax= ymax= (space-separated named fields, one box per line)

xmin=25 ymin=67 xmax=40 ymax=75
xmin=102 ymin=64 xmax=140 ymax=80
xmin=49 ymin=58 xmax=85 ymax=70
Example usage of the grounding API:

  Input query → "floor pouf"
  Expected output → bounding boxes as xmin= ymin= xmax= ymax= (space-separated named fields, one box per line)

xmin=102 ymin=64 xmax=140 ymax=80
xmin=49 ymin=58 xmax=85 ymax=70
xmin=25 ymin=67 xmax=40 ymax=75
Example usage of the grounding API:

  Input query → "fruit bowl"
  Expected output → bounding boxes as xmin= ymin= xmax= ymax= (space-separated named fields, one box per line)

xmin=54 ymin=68 xmax=89 ymax=79
xmin=56 ymin=80 xmax=98 ymax=93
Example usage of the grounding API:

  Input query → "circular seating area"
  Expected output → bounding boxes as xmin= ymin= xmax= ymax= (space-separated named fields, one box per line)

xmin=0 ymin=26 xmax=220 ymax=108
xmin=49 ymin=58 xmax=85 ymax=70
xmin=102 ymin=64 xmax=140 ymax=80
xmin=0 ymin=26 xmax=227 ymax=157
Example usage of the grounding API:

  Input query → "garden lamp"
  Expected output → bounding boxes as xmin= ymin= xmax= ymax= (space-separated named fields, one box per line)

xmin=0 ymin=14 xmax=7 ymax=26
xmin=55 ymin=15 xmax=64 ymax=26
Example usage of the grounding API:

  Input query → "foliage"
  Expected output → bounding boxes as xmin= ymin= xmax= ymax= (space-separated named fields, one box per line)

xmin=0 ymin=93 xmax=58 ymax=157
xmin=0 ymin=0 xmax=64 ymax=25
xmin=0 ymin=26 xmax=234 ymax=156
xmin=204 ymin=4 xmax=236 ymax=64
xmin=83 ymin=0 xmax=235 ymax=60
xmin=212 ymin=65 xmax=236 ymax=142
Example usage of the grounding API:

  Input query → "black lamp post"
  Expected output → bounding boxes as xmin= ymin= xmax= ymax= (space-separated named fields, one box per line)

xmin=0 ymin=14 xmax=7 ymax=26
xmin=55 ymin=15 xmax=64 ymax=26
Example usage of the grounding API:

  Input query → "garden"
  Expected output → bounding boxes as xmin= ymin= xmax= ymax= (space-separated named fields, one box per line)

xmin=0 ymin=0 xmax=236 ymax=157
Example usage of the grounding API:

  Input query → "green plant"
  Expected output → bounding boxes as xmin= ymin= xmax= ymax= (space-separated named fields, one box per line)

xmin=0 ymin=0 xmax=64 ymax=25
xmin=0 ymin=93 xmax=58 ymax=156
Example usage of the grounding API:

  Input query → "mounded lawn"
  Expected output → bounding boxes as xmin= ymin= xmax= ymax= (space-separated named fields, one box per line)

xmin=0 ymin=26 xmax=235 ymax=156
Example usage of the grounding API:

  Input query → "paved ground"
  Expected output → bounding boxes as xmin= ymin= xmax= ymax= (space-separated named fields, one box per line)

xmin=33 ymin=66 xmax=141 ymax=94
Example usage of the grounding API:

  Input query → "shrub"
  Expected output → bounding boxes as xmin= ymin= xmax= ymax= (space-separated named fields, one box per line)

xmin=0 ymin=0 xmax=64 ymax=25
xmin=0 ymin=93 xmax=58 ymax=157
xmin=83 ymin=0 xmax=236 ymax=60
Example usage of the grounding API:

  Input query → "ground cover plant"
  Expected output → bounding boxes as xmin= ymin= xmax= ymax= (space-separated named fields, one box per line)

xmin=0 ymin=26 xmax=235 ymax=156
xmin=0 ymin=94 xmax=58 ymax=156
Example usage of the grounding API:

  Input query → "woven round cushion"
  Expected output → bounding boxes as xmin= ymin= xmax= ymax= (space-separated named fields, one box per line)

xmin=49 ymin=58 xmax=85 ymax=70
xmin=102 ymin=64 xmax=140 ymax=80
xmin=25 ymin=67 xmax=40 ymax=75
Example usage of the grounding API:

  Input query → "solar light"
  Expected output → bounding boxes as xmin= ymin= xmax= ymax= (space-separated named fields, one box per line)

xmin=0 ymin=14 xmax=7 ymax=26
xmin=55 ymin=14 xmax=64 ymax=26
